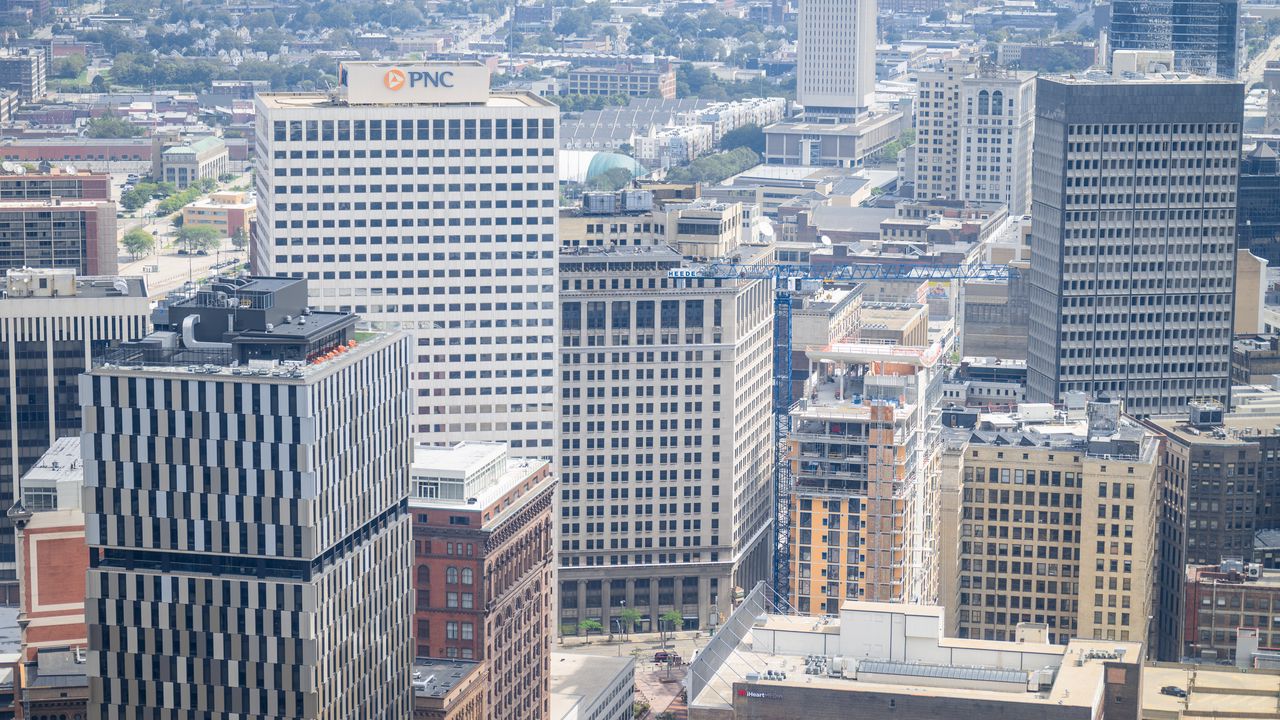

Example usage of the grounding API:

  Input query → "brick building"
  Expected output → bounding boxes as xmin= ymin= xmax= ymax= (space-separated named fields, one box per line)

xmin=9 ymin=438 xmax=88 ymax=662
xmin=1184 ymin=560 xmax=1280 ymax=663
xmin=0 ymin=170 xmax=111 ymax=201
xmin=411 ymin=442 xmax=556 ymax=720
xmin=180 ymin=190 xmax=256 ymax=238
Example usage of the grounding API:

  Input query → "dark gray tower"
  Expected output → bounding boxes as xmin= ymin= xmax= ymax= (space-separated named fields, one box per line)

xmin=1027 ymin=75 xmax=1244 ymax=416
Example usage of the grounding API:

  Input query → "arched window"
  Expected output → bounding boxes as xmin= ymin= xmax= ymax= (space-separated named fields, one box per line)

xmin=447 ymin=567 xmax=459 ymax=584
xmin=462 ymin=568 xmax=474 ymax=585
xmin=978 ymin=90 xmax=990 ymax=115
xmin=417 ymin=566 xmax=430 ymax=585
xmin=992 ymin=91 xmax=1004 ymax=116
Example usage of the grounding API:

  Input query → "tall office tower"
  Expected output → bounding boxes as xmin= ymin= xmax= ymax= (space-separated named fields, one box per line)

xmin=1026 ymin=75 xmax=1243 ymax=415
xmin=1109 ymin=0 xmax=1239 ymax=78
xmin=1239 ymin=143 xmax=1280 ymax=265
xmin=937 ymin=400 xmax=1160 ymax=647
xmin=555 ymin=222 xmax=774 ymax=635
xmin=253 ymin=61 xmax=558 ymax=454
xmin=913 ymin=58 xmax=1036 ymax=215
xmin=410 ymin=442 xmax=555 ymax=720
xmin=796 ymin=0 xmax=877 ymax=119
xmin=0 ymin=268 xmax=147 ymax=603
xmin=83 ymin=275 xmax=413 ymax=719
xmin=788 ymin=312 xmax=947 ymax=612
xmin=958 ymin=65 xmax=1036 ymax=216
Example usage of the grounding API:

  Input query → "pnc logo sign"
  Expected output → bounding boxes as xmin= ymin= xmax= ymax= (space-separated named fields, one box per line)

xmin=383 ymin=68 xmax=456 ymax=92
xmin=383 ymin=68 xmax=406 ymax=91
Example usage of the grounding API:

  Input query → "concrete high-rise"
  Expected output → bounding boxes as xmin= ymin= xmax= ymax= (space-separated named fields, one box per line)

xmin=83 ymin=275 xmax=413 ymax=719
xmin=938 ymin=400 xmax=1160 ymax=647
xmin=912 ymin=57 xmax=1036 ymax=215
xmin=1026 ymin=75 xmax=1243 ymax=416
xmin=555 ymin=201 xmax=774 ymax=635
xmin=253 ymin=61 xmax=558 ymax=455
xmin=0 ymin=268 xmax=148 ymax=603
xmin=796 ymin=0 xmax=877 ymax=119
xmin=1109 ymin=0 xmax=1239 ymax=78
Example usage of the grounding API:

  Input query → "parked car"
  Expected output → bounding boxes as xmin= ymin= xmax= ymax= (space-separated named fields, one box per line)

xmin=653 ymin=651 xmax=681 ymax=664
xmin=1160 ymin=686 xmax=1188 ymax=698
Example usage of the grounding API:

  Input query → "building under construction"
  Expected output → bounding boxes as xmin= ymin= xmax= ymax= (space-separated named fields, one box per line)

xmin=786 ymin=310 xmax=951 ymax=612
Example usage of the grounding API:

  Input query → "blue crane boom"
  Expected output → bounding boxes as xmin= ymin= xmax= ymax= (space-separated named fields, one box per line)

xmin=669 ymin=261 xmax=1016 ymax=607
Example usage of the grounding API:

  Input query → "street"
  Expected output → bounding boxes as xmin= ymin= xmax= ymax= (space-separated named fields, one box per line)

xmin=114 ymin=171 xmax=253 ymax=298
xmin=1245 ymin=34 xmax=1280 ymax=88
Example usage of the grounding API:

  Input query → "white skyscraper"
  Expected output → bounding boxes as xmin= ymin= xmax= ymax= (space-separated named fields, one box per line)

xmin=796 ymin=0 xmax=877 ymax=119
xmin=253 ymin=61 xmax=559 ymax=454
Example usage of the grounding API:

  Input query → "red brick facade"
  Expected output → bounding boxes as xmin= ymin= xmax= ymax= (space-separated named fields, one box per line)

xmin=413 ymin=462 xmax=556 ymax=720
xmin=15 ymin=510 xmax=88 ymax=661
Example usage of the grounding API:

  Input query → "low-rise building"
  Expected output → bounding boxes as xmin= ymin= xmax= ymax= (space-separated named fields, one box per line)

xmin=1184 ymin=560 xmax=1280 ymax=663
xmin=1234 ymin=335 xmax=1280 ymax=385
xmin=412 ymin=659 xmax=485 ymax=720
xmin=763 ymin=111 xmax=902 ymax=168
xmin=940 ymin=357 xmax=1026 ymax=408
xmin=549 ymin=653 xmax=635 ymax=720
xmin=0 ymin=170 xmax=111 ymax=201
xmin=566 ymin=61 xmax=677 ymax=99
xmin=687 ymin=588 xmax=1145 ymax=720
xmin=160 ymin=136 xmax=227 ymax=188
xmin=633 ymin=124 xmax=713 ymax=168
xmin=180 ymin=190 xmax=255 ymax=238
xmin=18 ymin=647 xmax=88 ymax=718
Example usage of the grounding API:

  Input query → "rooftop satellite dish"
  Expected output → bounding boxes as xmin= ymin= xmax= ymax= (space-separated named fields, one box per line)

xmin=820 ymin=235 xmax=832 ymax=246
xmin=64 ymin=165 xmax=76 ymax=174
xmin=0 ymin=162 xmax=15 ymax=173
xmin=13 ymin=165 xmax=26 ymax=175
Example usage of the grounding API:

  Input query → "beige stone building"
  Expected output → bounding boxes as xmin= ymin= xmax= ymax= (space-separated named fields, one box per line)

xmin=937 ymin=400 xmax=1160 ymax=648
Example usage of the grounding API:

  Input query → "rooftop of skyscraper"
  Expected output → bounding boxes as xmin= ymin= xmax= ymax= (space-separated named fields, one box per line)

xmin=94 ymin=274 xmax=365 ymax=376
xmin=943 ymin=400 xmax=1157 ymax=462
xmin=0 ymin=268 xmax=146 ymax=300
xmin=686 ymin=587 xmax=1145 ymax=720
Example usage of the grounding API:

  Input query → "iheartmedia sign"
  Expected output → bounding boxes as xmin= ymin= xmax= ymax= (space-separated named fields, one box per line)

xmin=340 ymin=61 xmax=490 ymax=105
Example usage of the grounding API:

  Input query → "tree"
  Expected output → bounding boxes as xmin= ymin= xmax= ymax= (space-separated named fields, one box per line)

xmin=52 ymin=55 xmax=87 ymax=79
xmin=121 ymin=228 xmax=155 ymax=259
xmin=718 ymin=123 xmax=765 ymax=154
xmin=231 ymin=227 xmax=249 ymax=249
xmin=176 ymin=225 xmax=221 ymax=254
xmin=578 ymin=618 xmax=603 ymax=643
xmin=84 ymin=114 xmax=143 ymax=139
xmin=585 ymin=167 xmax=633 ymax=191
xmin=665 ymin=147 xmax=760 ymax=185
xmin=618 ymin=607 xmax=643 ymax=639
xmin=659 ymin=610 xmax=684 ymax=644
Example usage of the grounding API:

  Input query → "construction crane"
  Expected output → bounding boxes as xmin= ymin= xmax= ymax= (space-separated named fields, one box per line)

xmin=670 ymin=261 xmax=1017 ymax=607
